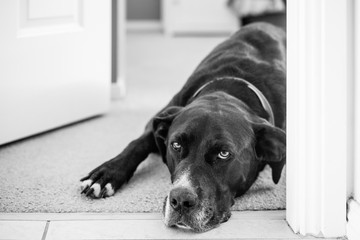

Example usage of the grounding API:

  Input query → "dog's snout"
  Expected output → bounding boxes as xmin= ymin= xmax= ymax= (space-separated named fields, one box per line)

xmin=169 ymin=187 xmax=198 ymax=211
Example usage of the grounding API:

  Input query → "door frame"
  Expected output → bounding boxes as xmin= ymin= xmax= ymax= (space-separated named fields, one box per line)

xmin=286 ymin=0 xmax=351 ymax=237
xmin=347 ymin=0 xmax=360 ymax=238
xmin=111 ymin=0 xmax=126 ymax=99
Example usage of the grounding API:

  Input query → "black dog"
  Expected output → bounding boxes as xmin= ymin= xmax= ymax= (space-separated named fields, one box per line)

xmin=80 ymin=23 xmax=286 ymax=232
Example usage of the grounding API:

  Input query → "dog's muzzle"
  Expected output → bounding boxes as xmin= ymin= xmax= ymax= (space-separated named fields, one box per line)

xmin=162 ymin=171 xmax=218 ymax=232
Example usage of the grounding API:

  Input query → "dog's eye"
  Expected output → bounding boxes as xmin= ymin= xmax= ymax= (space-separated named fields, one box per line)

xmin=218 ymin=151 xmax=230 ymax=159
xmin=171 ymin=142 xmax=182 ymax=152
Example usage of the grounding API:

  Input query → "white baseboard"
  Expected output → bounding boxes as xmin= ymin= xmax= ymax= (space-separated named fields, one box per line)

xmin=347 ymin=199 xmax=360 ymax=240
xmin=126 ymin=20 xmax=162 ymax=32
xmin=111 ymin=81 xmax=126 ymax=100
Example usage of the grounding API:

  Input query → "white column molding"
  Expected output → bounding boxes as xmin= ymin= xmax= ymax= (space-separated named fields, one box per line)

xmin=347 ymin=0 xmax=360 ymax=239
xmin=286 ymin=0 xmax=348 ymax=237
xmin=353 ymin=0 xmax=360 ymax=205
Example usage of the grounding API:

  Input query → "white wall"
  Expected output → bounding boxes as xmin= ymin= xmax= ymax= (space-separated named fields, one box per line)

xmin=162 ymin=0 xmax=238 ymax=36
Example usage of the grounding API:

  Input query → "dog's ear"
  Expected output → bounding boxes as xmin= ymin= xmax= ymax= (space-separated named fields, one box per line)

xmin=253 ymin=122 xmax=286 ymax=184
xmin=152 ymin=106 xmax=183 ymax=163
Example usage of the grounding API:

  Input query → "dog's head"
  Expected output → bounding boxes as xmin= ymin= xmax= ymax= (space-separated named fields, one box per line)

xmin=153 ymin=92 xmax=285 ymax=232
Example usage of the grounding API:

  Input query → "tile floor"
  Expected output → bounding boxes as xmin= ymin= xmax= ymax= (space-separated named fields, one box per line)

xmin=0 ymin=211 xmax=322 ymax=240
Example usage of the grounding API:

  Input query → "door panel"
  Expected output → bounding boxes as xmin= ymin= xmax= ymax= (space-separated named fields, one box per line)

xmin=0 ymin=0 xmax=111 ymax=145
xmin=18 ymin=0 xmax=84 ymax=37
xmin=28 ymin=0 xmax=74 ymax=19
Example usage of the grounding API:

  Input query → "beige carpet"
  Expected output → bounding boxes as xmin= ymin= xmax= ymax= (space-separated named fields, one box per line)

xmin=0 ymin=32 xmax=285 ymax=213
xmin=0 ymin=102 xmax=285 ymax=213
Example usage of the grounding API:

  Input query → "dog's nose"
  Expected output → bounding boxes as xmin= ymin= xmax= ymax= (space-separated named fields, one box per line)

xmin=169 ymin=187 xmax=198 ymax=211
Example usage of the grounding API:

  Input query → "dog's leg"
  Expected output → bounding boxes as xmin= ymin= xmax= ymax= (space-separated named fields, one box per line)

xmin=80 ymin=128 xmax=158 ymax=198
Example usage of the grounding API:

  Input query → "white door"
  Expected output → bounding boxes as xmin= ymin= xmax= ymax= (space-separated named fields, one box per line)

xmin=0 ymin=0 xmax=111 ymax=145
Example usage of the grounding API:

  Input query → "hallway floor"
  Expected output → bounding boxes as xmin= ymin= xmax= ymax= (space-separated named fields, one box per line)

xmin=0 ymin=211 xmax=318 ymax=240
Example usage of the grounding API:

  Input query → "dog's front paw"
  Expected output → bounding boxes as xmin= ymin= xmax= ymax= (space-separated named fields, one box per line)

xmin=80 ymin=179 xmax=115 ymax=199
xmin=80 ymin=162 xmax=128 ymax=199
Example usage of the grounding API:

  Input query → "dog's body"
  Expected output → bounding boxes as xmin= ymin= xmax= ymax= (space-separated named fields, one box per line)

xmin=81 ymin=23 xmax=286 ymax=232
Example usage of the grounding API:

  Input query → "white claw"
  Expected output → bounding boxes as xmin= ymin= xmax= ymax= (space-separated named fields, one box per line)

xmin=81 ymin=179 xmax=93 ymax=190
xmin=105 ymin=183 xmax=115 ymax=197
xmin=91 ymin=183 xmax=101 ymax=197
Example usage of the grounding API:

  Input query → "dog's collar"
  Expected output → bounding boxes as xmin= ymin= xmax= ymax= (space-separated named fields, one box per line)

xmin=191 ymin=76 xmax=275 ymax=125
